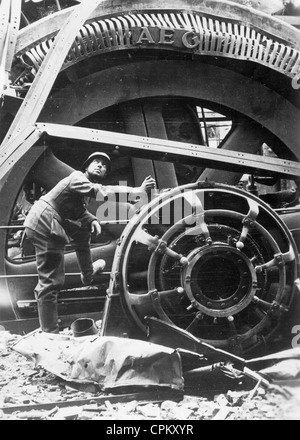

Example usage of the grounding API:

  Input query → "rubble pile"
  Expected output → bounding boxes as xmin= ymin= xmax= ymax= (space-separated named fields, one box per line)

xmin=0 ymin=331 xmax=299 ymax=420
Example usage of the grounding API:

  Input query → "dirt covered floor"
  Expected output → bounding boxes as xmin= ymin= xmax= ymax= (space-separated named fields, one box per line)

xmin=0 ymin=331 xmax=300 ymax=421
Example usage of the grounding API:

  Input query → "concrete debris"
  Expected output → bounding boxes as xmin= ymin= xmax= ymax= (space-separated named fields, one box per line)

xmin=52 ymin=407 xmax=83 ymax=420
xmin=227 ymin=390 xmax=250 ymax=406
xmin=1 ymin=330 xmax=300 ymax=419
xmin=136 ymin=404 xmax=161 ymax=418
xmin=169 ymin=406 xmax=194 ymax=420
xmin=214 ymin=394 xmax=230 ymax=407
xmin=213 ymin=407 xmax=234 ymax=420
xmin=160 ymin=400 xmax=178 ymax=412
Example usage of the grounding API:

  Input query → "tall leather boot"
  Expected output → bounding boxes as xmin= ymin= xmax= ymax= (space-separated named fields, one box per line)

xmin=37 ymin=301 xmax=60 ymax=333
xmin=74 ymin=232 xmax=94 ymax=285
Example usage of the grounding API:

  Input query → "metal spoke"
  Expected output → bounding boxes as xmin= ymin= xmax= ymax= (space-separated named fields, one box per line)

xmin=236 ymin=199 xmax=259 ymax=249
xmin=133 ymin=228 xmax=160 ymax=248
xmin=127 ymin=287 xmax=185 ymax=323
xmin=158 ymin=287 xmax=185 ymax=299
xmin=251 ymin=305 xmax=267 ymax=321
xmin=183 ymin=191 xmax=212 ymax=244
xmin=255 ymin=247 xmax=295 ymax=273
xmin=185 ymin=312 xmax=204 ymax=333
xmin=134 ymin=228 xmax=188 ymax=266
xmin=227 ymin=315 xmax=238 ymax=335
xmin=253 ymin=296 xmax=288 ymax=315
xmin=252 ymin=296 xmax=273 ymax=313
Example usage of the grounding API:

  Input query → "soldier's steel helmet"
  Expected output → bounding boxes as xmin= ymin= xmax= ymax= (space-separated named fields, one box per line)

xmin=82 ymin=152 xmax=111 ymax=174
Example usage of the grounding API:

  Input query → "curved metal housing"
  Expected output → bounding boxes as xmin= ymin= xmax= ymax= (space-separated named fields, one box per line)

xmin=14 ymin=6 xmax=300 ymax=84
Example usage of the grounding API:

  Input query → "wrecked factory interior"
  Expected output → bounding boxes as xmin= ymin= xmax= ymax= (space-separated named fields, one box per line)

xmin=0 ymin=0 xmax=300 ymax=420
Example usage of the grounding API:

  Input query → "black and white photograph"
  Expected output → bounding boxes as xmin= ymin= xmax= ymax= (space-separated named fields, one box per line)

xmin=0 ymin=0 xmax=300 ymax=423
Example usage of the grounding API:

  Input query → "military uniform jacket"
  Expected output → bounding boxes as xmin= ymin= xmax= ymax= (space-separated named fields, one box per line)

xmin=24 ymin=171 xmax=134 ymax=242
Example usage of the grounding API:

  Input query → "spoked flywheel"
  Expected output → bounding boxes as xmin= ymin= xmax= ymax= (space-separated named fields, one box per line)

xmin=115 ymin=182 xmax=299 ymax=355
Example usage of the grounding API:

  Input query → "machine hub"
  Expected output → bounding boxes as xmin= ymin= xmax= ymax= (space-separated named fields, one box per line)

xmin=182 ymin=244 xmax=257 ymax=318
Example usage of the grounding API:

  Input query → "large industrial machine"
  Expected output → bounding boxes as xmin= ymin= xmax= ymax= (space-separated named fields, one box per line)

xmin=0 ymin=0 xmax=299 ymax=357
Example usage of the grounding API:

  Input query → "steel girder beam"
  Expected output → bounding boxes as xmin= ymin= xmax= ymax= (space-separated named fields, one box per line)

xmin=0 ymin=0 xmax=11 ymax=99
xmin=1 ymin=121 xmax=298 ymax=190
xmin=35 ymin=123 xmax=300 ymax=179
xmin=200 ymin=122 xmax=271 ymax=184
xmin=0 ymin=0 xmax=104 ymax=182
xmin=4 ymin=0 xmax=22 ymax=74
xmin=0 ymin=0 xmax=21 ymax=98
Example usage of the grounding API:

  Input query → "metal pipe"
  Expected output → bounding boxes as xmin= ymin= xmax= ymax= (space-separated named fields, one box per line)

xmin=201 ymin=107 xmax=210 ymax=147
xmin=1 ymin=220 xmax=130 ymax=230
xmin=0 ymin=272 xmax=111 ymax=279
xmin=55 ymin=0 xmax=62 ymax=11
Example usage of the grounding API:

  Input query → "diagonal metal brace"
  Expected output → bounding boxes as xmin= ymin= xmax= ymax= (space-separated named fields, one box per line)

xmin=0 ymin=0 xmax=106 ymax=181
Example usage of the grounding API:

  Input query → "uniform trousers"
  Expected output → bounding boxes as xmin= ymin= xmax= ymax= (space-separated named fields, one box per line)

xmin=26 ymin=227 xmax=93 ymax=333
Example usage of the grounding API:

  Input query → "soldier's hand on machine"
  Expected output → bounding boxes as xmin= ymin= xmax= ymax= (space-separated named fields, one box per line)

xmin=140 ymin=175 xmax=157 ymax=193
xmin=91 ymin=220 xmax=101 ymax=236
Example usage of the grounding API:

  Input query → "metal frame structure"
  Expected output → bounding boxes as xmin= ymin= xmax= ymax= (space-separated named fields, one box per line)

xmin=0 ymin=0 xmax=299 ymax=354
xmin=1 ymin=1 xmax=300 ymax=179
xmin=0 ymin=0 xmax=105 ymax=180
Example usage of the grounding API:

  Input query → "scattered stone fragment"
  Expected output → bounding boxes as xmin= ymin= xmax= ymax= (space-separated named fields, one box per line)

xmin=26 ymin=370 xmax=38 ymax=377
xmin=160 ymin=400 xmax=178 ymax=412
xmin=214 ymin=394 xmax=230 ymax=407
xmin=47 ymin=385 xmax=60 ymax=392
xmin=196 ymin=401 xmax=219 ymax=419
xmin=104 ymin=400 xmax=115 ymax=412
xmin=77 ymin=411 xmax=97 ymax=420
xmin=257 ymin=386 xmax=266 ymax=395
xmin=171 ymin=406 xmax=194 ymax=420
xmin=123 ymin=400 xmax=138 ymax=413
xmin=179 ymin=397 xmax=202 ymax=411
xmin=227 ymin=390 xmax=249 ymax=406
xmin=52 ymin=406 xmax=83 ymax=420
xmin=213 ymin=407 xmax=233 ymax=420
xmin=82 ymin=403 xmax=99 ymax=412
xmin=65 ymin=386 xmax=79 ymax=394
xmin=24 ymin=385 xmax=39 ymax=395
xmin=22 ymin=399 xmax=32 ymax=405
xmin=91 ymin=411 xmax=115 ymax=419
xmin=136 ymin=403 xmax=161 ymax=418
xmin=0 ymin=352 xmax=10 ymax=358
xmin=15 ymin=410 xmax=46 ymax=420
xmin=4 ymin=395 xmax=19 ymax=405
